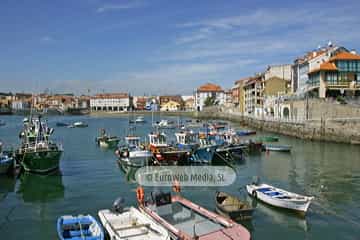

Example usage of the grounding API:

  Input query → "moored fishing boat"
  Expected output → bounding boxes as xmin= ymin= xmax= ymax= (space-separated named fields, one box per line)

xmin=139 ymin=191 xmax=251 ymax=240
xmin=135 ymin=116 xmax=146 ymax=123
xmin=16 ymin=116 xmax=63 ymax=173
xmin=148 ymin=132 xmax=189 ymax=165
xmin=263 ymin=144 xmax=291 ymax=152
xmin=174 ymin=131 xmax=198 ymax=151
xmin=96 ymin=129 xmax=120 ymax=148
xmin=246 ymin=182 xmax=314 ymax=215
xmin=115 ymin=135 xmax=152 ymax=167
xmin=98 ymin=198 xmax=171 ymax=240
xmin=57 ymin=214 xmax=104 ymax=240
xmin=215 ymin=191 xmax=254 ymax=221
xmin=153 ymin=119 xmax=175 ymax=129
xmin=0 ymin=143 xmax=14 ymax=174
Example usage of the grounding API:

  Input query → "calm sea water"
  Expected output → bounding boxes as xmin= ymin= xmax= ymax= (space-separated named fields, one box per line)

xmin=0 ymin=114 xmax=359 ymax=239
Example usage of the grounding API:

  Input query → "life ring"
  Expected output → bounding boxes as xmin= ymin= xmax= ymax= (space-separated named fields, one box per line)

xmin=172 ymin=180 xmax=181 ymax=193
xmin=252 ymin=190 xmax=257 ymax=199
xmin=136 ymin=186 xmax=145 ymax=205
xmin=122 ymin=151 xmax=129 ymax=157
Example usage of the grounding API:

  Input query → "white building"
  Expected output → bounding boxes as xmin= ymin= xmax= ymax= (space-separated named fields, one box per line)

xmin=194 ymin=83 xmax=225 ymax=111
xmin=90 ymin=93 xmax=131 ymax=112
xmin=264 ymin=64 xmax=292 ymax=81
xmin=292 ymin=43 xmax=348 ymax=95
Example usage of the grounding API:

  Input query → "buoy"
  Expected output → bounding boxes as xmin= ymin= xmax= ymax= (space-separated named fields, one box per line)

xmin=136 ymin=186 xmax=145 ymax=205
xmin=172 ymin=180 xmax=181 ymax=193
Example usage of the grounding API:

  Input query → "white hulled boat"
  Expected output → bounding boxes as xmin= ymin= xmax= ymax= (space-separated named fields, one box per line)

xmin=246 ymin=182 xmax=314 ymax=214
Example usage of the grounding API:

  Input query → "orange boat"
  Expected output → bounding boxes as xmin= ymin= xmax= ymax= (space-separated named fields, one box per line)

xmin=139 ymin=190 xmax=251 ymax=240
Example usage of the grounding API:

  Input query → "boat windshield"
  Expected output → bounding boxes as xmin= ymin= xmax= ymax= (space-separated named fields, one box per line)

xmin=154 ymin=201 xmax=224 ymax=236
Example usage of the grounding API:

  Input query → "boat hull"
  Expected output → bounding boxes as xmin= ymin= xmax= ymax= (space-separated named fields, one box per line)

xmin=18 ymin=150 xmax=62 ymax=173
xmin=215 ymin=191 xmax=254 ymax=221
xmin=246 ymin=184 xmax=312 ymax=214
xmin=0 ymin=157 xmax=13 ymax=174
xmin=99 ymin=139 xmax=119 ymax=148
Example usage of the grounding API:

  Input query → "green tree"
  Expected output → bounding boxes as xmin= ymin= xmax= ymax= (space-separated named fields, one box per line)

xmin=204 ymin=96 xmax=218 ymax=107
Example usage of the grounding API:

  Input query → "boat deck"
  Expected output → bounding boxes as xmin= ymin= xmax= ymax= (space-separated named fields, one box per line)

xmin=152 ymin=202 xmax=224 ymax=236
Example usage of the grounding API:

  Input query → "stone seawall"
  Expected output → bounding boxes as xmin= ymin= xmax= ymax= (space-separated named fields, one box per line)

xmin=193 ymin=108 xmax=360 ymax=144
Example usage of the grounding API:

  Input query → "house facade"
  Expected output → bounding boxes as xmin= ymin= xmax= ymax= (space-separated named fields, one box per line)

xmin=90 ymin=93 xmax=131 ymax=111
xmin=308 ymin=51 xmax=360 ymax=98
xmin=194 ymin=83 xmax=225 ymax=111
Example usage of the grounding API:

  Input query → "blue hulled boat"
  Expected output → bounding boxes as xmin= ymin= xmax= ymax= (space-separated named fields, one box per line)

xmin=57 ymin=215 xmax=104 ymax=240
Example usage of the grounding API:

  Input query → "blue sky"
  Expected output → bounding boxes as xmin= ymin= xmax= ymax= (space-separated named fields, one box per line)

xmin=1 ymin=0 xmax=360 ymax=95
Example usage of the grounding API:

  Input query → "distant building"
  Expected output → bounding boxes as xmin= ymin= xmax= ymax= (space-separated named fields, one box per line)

xmin=194 ymin=83 xmax=225 ymax=111
xmin=11 ymin=99 xmax=31 ymax=110
xmin=307 ymin=51 xmax=360 ymax=98
xmin=160 ymin=100 xmax=181 ymax=111
xmin=184 ymin=97 xmax=195 ymax=111
xmin=233 ymin=78 xmax=248 ymax=114
xmin=90 ymin=93 xmax=131 ymax=111
xmin=264 ymin=64 xmax=292 ymax=81
xmin=133 ymin=96 xmax=147 ymax=110
xmin=244 ymin=75 xmax=263 ymax=117
xmin=159 ymin=95 xmax=184 ymax=110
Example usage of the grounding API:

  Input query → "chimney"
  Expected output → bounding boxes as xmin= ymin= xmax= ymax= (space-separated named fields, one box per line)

xmin=312 ymin=51 xmax=316 ymax=57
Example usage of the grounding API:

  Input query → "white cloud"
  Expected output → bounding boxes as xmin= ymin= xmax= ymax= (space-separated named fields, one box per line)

xmin=97 ymin=1 xmax=144 ymax=13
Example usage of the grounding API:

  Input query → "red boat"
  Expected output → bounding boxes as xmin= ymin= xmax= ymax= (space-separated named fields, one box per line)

xmin=139 ymin=191 xmax=251 ymax=240
xmin=148 ymin=133 xmax=190 ymax=165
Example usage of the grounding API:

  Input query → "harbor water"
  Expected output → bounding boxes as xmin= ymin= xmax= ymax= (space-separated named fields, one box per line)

xmin=0 ymin=115 xmax=359 ymax=239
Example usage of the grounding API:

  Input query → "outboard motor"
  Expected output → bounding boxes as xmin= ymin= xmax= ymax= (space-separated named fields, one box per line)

xmin=112 ymin=197 xmax=125 ymax=213
xmin=252 ymin=176 xmax=260 ymax=186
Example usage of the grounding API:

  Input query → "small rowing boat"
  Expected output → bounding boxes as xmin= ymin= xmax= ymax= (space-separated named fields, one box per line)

xmin=263 ymin=144 xmax=291 ymax=152
xmin=215 ymin=191 xmax=254 ymax=221
xmin=57 ymin=214 xmax=104 ymax=240
xmin=98 ymin=198 xmax=170 ymax=240
xmin=258 ymin=136 xmax=279 ymax=142
xmin=246 ymin=183 xmax=314 ymax=215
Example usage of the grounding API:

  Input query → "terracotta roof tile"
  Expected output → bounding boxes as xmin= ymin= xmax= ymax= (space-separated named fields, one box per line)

xmin=308 ymin=62 xmax=337 ymax=74
xmin=197 ymin=83 xmax=223 ymax=92
xmin=329 ymin=51 xmax=360 ymax=61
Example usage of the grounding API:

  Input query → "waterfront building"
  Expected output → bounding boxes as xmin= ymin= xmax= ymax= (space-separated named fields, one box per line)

xmin=133 ymin=96 xmax=147 ymax=110
xmin=292 ymin=43 xmax=348 ymax=95
xmin=11 ymin=99 xmax=31 ymax=111
xmin=194 ymin=83 xmax=225 ymax=111
xmin=184 ymin=97 xmax=195 ymax=111
xmin=233 ymin=78 xmax=248 ymax=114
xmin=159 ymin=95 xmax=184 ymax=110
xmin=90 ymin=93 xmax=132 ymax=112
xmin=160 ymin=100 xmax=181 ymax=111
xmin=244 ymin=75 xmax=263 ymax=117
xmin=307 ymin=51 xmax=360 ymax=98
xmin=0 ymin=92 xmax=13 ymax=111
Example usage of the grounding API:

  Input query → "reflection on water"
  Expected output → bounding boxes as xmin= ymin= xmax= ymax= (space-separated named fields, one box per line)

xmin=249 ymin=195 xmax=309 ymax=232
xmin=17 ymin=171 xmax=64 ymax=203
xmin=0 ymin=176 xmax=16 ymax=201
xmin=117 ymin=162 xmax=139 ymax=183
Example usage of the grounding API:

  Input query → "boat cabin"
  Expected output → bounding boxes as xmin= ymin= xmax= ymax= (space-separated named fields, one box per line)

xmin=148 ymin=133 xmax=168 ymax=147
xmin=125 ymin=136 xmax=141 ymax=147
xmin=175 ymin=132 xmax=197 ymax=145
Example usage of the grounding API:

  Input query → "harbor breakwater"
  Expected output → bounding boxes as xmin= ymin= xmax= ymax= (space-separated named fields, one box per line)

xmin=193 ymin=103 xmax=360 ymax=144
